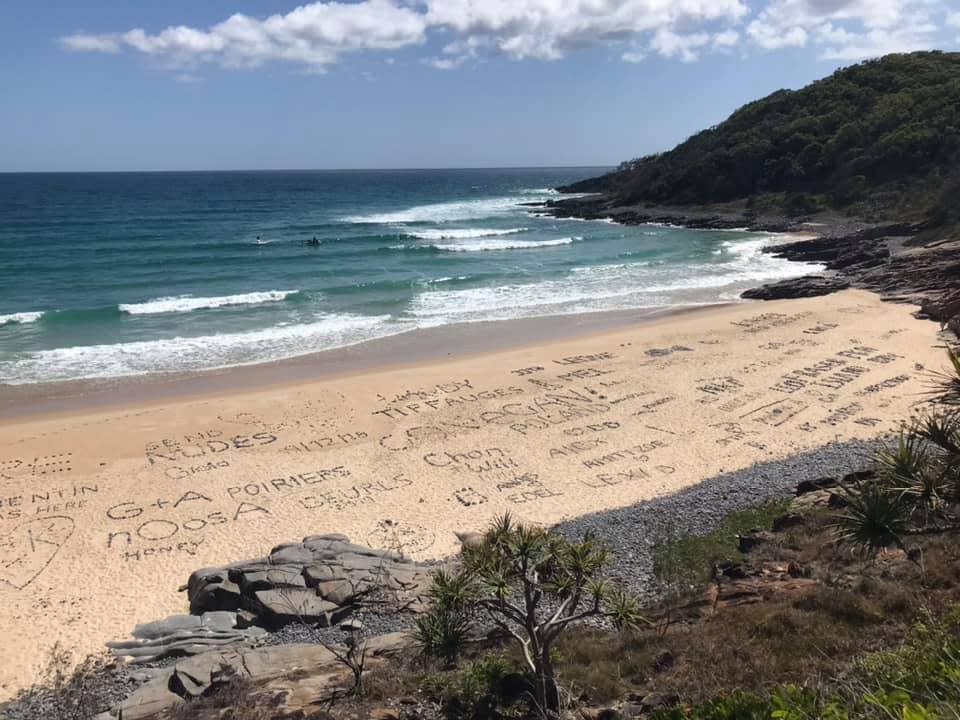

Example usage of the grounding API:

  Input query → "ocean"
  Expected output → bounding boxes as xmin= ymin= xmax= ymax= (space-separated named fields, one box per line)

xmin=0 ymin=168 xmax=819 ymax=385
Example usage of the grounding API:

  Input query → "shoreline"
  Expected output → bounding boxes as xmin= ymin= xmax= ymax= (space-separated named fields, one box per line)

xmin=0 ymin=302 xmax=732 ymax=423
xmin=0 ymin=220 xmax=827 ymax=423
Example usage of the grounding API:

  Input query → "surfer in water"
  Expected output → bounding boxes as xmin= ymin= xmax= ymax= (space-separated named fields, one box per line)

xmin=306 ymin=236 xmax=320 ymax=247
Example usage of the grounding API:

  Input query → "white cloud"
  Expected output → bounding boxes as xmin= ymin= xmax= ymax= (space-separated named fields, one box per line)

xmin=63 ymin=0 xmax=751 ymax=71
xmin=62 ymin=0 xmax=427 ymax=70
xmin=61 ymin=34 xmax=121 ymax=53
xmin=712 ymin=29 xmax=741 ymax=48
xmin=746 ymin=0 xmax=945 ymax=59
xmin=650 ymin=29 xmax=712 ymax=62
xmin=58 ymin=0 xmax=960 ymax=73
xmin=424 ymin=0 xmax=748 ymax=61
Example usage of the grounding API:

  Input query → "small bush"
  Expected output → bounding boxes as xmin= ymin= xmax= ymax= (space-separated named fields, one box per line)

xmin=421 ymin=652 xmax=524 ymax=720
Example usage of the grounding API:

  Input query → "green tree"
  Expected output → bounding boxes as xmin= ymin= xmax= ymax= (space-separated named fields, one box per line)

xmin=417 ymin=514 xmax=645 ymax=717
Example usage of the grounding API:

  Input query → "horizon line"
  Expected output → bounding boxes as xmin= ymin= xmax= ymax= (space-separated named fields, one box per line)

xmin=0 ymin=165 xmax=615 ymax=175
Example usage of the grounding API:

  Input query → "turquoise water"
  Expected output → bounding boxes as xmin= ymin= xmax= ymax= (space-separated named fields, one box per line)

xmin=0 ymin=168 xmax=818 ymax=384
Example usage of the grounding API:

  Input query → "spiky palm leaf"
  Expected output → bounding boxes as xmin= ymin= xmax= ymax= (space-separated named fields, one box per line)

xmin=875 ymin=431 xmax=949 ymax=513
xmin=874 ymin=431 xmax=930 ymax=486
xmin=832 ymin=481 xmax=909 ymax=555
xmin=924 ymin=350 xmax=960 ymax=406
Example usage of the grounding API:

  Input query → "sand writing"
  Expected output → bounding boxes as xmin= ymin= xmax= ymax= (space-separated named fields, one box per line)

xmin=453 ymin=487 xmax=488 ymax=507
xmin=486 ymin=471 xmax=564 ymax=505
xmin=580 ymin=465 xmax=674 ymax=489
xmin=511 ymin=366 xmax=545 ymax=377
xmin=299 ymin=474 xmax=413 ymax=512
xmin=0 ymin=485 xmax=98 ymax=522
xmin=770 ymin=357 xmax=861 ymax=394
xmin=145 ymin=431 xmax=278 ymax=464
xmin=0 ymin=516 xmax=75 ymax=590
xmin=822 ymin=403 xmax=864 ymax=426
xmin=0 ymin=453 xmax=73 ymax=480
xmin=564 ymin=421 xmax=621 ymax=436
xmin=803 ymin=322 xmax=840 ymax=335
xmin=710 ymin=421 xmax=765 ymax=449
xmin=740 ymin=398 xmax=809 ymax=427
xmin=283 ymin=431 xmax=368 ymax=454
xmin=548 ymin=439 xmax=608 ymax=459
xmin=105 ymin=491 xmax=269 ymax=561
xmin=556 ymin=366 xmax=616 ymax=382
xmin=479 ymin=388 xmax=612 ymax=435
xmin=552 ymin=352 xmax=616 ymax=366
xmin=371 ymin=386 xmax=525 ymax=419
xmin=855 ymin=374 xmax=912 ymax=396
xmin=376 ymin=380 xmax=474 ymax=405
xmin=697 ymin=376 xmax=745 ymax=396
xmin=732 ymin=312 xmax=811 ymax=333
xmin=164 ymin=461 xmax=230 ymax=481
xmin=580 ymin=439 xmax=669 ymax=469
xmin=632 ymin=395 xmax=678 ymax=416
xmin=608 ymin=391 xmax=653 ymax=406
xmin=423 ymin=447 xmax=519 ymax=474
xmin=226 ymin=466 xmax=352 ymax=501
xmin=717 ymin=391 xmax=764 ymax=413
xmin=645 ymin=345 xmax=693 ymax=358
xmin=379 ymin=419 xmax=481 ymax=452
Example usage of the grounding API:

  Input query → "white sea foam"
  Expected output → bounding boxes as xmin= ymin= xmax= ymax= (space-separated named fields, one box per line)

xmin=0 ymin=311 xmax=44 ymax=326
xmin=405 ymin=227 xmax=528 ymax=240
xmin=119 ymin=290 xmax=299 ymax=315
xmin=0 ymin=313 xmax=406 ymax=384
xmin=433 ymin=237 xmax=580 ymax=253
xmin=343 ymin=196 xmax=526 ymax=224
xmin=409 ymin=234 xmax=823 ymax=324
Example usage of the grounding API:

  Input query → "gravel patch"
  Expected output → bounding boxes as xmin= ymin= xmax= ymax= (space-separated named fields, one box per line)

xmin=552 ymin=436 xmax=887 ymax=603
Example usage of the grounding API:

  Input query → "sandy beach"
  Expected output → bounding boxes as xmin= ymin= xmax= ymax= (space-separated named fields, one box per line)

xmin=0 ymin=290 xmax=948 ymax=697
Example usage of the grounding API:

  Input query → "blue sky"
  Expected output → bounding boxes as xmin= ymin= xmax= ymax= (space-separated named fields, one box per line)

xmin=1 ymin=0 xmax=958 ymax=172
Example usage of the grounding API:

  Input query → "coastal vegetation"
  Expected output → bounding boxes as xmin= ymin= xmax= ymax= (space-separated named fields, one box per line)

xmin=561 ymin=52 xmax=960 ymax=226
xmin=414 ymin=514 xmax=646 ymax=715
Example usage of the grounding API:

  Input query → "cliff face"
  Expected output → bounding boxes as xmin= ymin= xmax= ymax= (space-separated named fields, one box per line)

xmin=561 ymin=51 xmax=960 ymax=226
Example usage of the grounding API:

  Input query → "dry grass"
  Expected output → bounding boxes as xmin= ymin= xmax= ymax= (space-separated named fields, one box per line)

xmin=166 ymin=672 xmax=287 ymax=720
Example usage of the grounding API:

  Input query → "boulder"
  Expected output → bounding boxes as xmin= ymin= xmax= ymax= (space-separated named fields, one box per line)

xmin=236 ymin=565 xmax=307 ymax=592
xmin=248 ymin=588 xmax=346 ymax=626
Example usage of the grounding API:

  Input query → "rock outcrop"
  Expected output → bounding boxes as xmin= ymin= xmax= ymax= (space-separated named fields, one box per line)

xmin=185 ymin=533 xmax=437 ymax=629
xmin=107 ymin=612 xmax=267 ymax=664
xmin=740 ymin=275 xmax=850 ymax=300
xmin=100 ymin=633 xmax=411 ymax=720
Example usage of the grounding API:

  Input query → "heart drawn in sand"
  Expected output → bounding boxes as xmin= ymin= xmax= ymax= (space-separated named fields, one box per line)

xmin=0 ymin=516 xmax=75 ymax=591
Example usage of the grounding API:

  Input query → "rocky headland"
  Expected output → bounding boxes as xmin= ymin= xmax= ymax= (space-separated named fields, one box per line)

xmin=534 ymin=193 xmax=960 ymax=332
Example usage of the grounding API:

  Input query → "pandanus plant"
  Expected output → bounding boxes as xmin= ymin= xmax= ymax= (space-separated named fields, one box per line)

xmin=416 ymin=513 xmax=646 ymax=718
xmin=834 ymin=350 xmax=960 ymax=554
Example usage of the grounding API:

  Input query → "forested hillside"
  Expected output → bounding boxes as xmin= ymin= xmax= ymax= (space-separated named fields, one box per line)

xmin=562 ymin=52 xmax=960 ymax=222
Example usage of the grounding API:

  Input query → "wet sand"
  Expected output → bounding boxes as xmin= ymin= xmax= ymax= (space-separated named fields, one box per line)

xmin=0 ymin=290 xmax=947 ymax=697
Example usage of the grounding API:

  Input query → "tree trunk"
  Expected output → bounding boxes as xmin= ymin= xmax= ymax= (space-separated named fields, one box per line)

xmin=533 ymin=646 xmax=560 ymax=718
